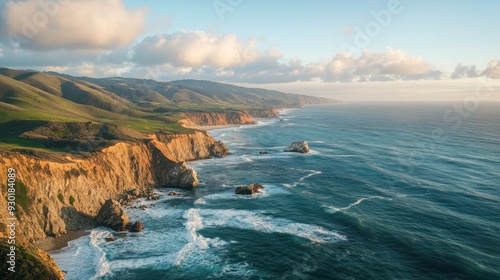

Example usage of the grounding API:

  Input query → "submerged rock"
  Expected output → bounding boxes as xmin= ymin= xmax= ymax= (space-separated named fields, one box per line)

xmin=284 ymin=141 xmax=309 ymax=154
xmin=129 ymin=221 xmax=144 ymax=232
xmin=235 ymin=184 xmax=265 ymax=195
xmin=259 ymin=150 xmax=269 ymax=154
xmin=105 ymin=237 xmax=116 ymax=242
xmin=96 ymin=199 xmax=129 ymax=231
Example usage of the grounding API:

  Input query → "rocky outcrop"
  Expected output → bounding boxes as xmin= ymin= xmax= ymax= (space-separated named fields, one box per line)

xmin=181 ymin=111 xmax=255 ymax=126
xmin=235 ymin=184 xmax=265 ymax=195
xmin=150 ymin=131 xmax=230 ymax=162
xmin=96 ymin=199 xmax=129 ymax=231
xmin=0 ymin=131 xmax=229 ymax=242
xmin=247 ymin=109 xmax=279 ymax=118
xmin=284 ymin=141 xmax=310 ymax=153
xmin=0 ymin=238 xmax=64 ymax=280
xmin=129 ymin=221 xmax=144 ymax=232
xmin=181 ymin=109 xmax=280 ymax=127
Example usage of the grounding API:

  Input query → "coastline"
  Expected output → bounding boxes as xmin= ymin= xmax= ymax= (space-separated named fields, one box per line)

xmin=189 ymin=123 xmax=248 ymax=131
xmin=41 ymin=112 xmax=285 ymax=254
xmin=35 ymin=230 xmax=91 ymax=252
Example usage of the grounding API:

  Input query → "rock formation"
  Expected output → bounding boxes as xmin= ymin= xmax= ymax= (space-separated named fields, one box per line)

xmin=181 ymin=111 xmax=255 ymax=126
xmin=284 ymin=141 xmax=310 ymax=153
xmin=180 ymin=109 xmax=279 ymax=127
xmin=96 ymin=199 xmax=129 ymax=231
xmin=235 ymin=184 xmax=265 ymax=195
xmin=129 ymin=221 xmax=144 ymax=232
xmin=0 ymin=131 xmax=230 ymax=242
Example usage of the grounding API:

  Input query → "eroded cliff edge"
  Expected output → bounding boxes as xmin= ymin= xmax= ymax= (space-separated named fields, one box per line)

xmin=180 ymin=109 xmax=279 ymax=126
xmin=0 ymin=131 xmax=229 ymax=242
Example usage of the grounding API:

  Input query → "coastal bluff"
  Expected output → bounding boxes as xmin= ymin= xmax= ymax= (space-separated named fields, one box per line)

xmin=180 ymin=109 xmax=279 ymax=126
xmin=0 ymin=131 xmax=229 ymax=242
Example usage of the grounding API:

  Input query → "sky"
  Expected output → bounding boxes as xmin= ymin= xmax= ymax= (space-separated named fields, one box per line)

xmin=0 ymin=0 xmax=499 ymax=101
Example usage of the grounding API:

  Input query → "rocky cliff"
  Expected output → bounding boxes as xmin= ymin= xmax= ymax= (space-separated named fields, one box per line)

xmin=0 ymin=238 xmax=64 ymax=279
xmin=181 ymin=109 xmax=279 ymax=126
xmin=0 ymin=131 xmax=229 ymax=242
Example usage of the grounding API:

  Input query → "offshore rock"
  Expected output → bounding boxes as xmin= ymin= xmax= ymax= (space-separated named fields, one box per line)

xmin=96 ymin=199 xmax=129 ymax=231
xmin=128 ymin=221 xmax=144 ymax=232
xmin=235 ymin=184 xmax=265 ymax=195
xmin=284 ymin=141 xmax=310 ymax=154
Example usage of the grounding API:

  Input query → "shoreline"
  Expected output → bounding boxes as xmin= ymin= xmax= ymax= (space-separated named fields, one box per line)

xmin=35 ymin=230 xmax=91 ymax=252
xmin=41 ymin=115 xmax=283 ymax=254
xmin=189 ymin=123 xmax=248 ymax=131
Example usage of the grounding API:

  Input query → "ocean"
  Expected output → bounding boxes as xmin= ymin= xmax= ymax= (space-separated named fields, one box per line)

xmin=50 ymin=103 xmax=500 ymax=279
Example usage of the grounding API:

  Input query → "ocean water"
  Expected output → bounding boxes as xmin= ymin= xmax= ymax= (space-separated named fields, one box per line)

xmin=50 ymin=103 xmax=500 ymax=279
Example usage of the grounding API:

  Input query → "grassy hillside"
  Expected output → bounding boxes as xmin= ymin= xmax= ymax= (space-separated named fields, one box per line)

xmin=0 ymin=67 xmax=337 ymax=153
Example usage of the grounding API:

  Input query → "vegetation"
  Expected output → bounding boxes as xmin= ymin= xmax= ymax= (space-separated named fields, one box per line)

xmin=15 ymin=181 xmax=31 ymax=217
xmin=0 ymin=239 xmax=63 ymax=280
xmin=69 ymin=195 xmax=75 ymax=205
xmin=57 ymin=193 xmax=64 ymax=203
xmin=0 ymin=67 xmax=333 ymax=153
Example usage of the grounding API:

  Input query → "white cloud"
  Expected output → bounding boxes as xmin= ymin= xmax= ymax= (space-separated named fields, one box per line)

xmin=324 ymin=48 xmax=438 ymax=82
xmin=483 ymin=59 xmax=500 ymax=79
xmin=132 ymin=31 xmax=264 ymax=67
xmin=1 ymin=0 xmax=146 ymax=50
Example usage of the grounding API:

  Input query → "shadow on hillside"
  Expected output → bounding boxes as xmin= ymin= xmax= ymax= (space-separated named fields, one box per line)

xmin=61 ymin=206 xmax=96 ymax=231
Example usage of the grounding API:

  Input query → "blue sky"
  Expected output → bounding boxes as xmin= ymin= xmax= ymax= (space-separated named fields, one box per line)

xmin=0 ymin=0 xmax=499 ymax=99
xmin=124 ymin=0 xmax=500 ymax=71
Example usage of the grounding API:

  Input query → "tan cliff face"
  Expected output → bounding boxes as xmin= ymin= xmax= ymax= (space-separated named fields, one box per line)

xmin=180 ymin=109 xmax=279 ymax=126
xmin=0 ymin=131 xmax=229 ymax=242
xmin=181 ymin=111 xmax=255 ymax=126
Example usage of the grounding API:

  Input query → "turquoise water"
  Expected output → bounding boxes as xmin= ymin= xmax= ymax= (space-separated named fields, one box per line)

xmin=51 ymin=103 xmax=500 ymax=279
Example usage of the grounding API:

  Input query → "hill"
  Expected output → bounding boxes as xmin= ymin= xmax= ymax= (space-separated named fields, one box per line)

xmin=0 ymin=67 xmax=338 ymax=152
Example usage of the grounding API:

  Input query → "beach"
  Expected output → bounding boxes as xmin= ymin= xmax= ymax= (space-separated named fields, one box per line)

xmin=35 ymin=230 xmax=90 ymax=252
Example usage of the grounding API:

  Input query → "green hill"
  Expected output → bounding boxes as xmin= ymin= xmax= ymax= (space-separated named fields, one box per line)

xmin=0 ymin=67 xmax=337 ymax=152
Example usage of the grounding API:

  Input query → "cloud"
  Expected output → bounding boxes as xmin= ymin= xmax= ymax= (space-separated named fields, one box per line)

xmin=1 ymin=0 xmax=146 ymax=50
xmin=132 ymin=38 xmax=440 ymax=83
xmin=451 ymin=63 xmax=479 ymax=79
xmin=483 ymin=59 xmax=500 ymax=79
xmin=132 ymin=31 xmax=263 ymax=67
xmin=324 ymin=48 xmax=439 ymax=82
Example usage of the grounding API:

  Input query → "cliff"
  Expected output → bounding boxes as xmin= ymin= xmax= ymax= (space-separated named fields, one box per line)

xmin=0 ymin=131 xmax=229 ymax=242
xmin=0 ymin=238 xmax=64 ymax=279
xmin=180 ymin=109 xmax=279 ymax=126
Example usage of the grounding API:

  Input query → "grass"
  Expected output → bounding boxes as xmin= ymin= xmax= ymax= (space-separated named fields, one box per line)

xmin=0 ymin=68 xmax=282 ymax=154
xmin=15 ymin=181 xmax=31 ymax=217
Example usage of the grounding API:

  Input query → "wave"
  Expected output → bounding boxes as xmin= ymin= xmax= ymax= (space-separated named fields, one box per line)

xmin=324 ymin=196 xmax=392 ymax=214
xmin=50 ymin=228 xmax=112 ymax=280
xmin=175 ymin=209 xmax=228 ymax=266
xmin=198 ymin=209 xmax=347 ymax=244
xmin=284 ymin=170 xmax=322 ymax=188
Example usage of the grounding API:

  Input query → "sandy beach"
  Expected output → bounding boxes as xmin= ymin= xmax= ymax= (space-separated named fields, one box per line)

xmin=35 ymin=230 xmax=90 ymax=252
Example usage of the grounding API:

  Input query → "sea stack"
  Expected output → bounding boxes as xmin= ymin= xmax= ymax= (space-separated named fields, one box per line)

xmin=284 ymin=141 xmax=310 ymax=153
xmin=96 ymin=199 xmax=129 ymax=231
xmin=235 ymin=184 xmax=265 ymax=195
